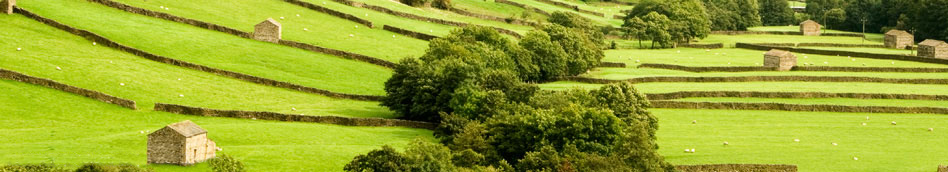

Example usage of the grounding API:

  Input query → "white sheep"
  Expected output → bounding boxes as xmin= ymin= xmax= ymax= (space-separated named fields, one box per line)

xmin=303 ymin=28 xmax=308 ymax=31
xmin=292 ymin=107 xmax=297 ymax=111
xmin=832 ymin=142 xmax=838 ymax=146
xmin=866 ymin=116 xmax=870 ymax=120
xmin=120 ymin=83 xmax=125 ymax=86
xmin=853 ymin=157 xmax=858 ymax=160
xmin=93 ymin=42 xmax=97 ymax=45
xmin=279 ymin=16 xmax=285 ymax=19
xmin=794 ymin=139 xmax=800 ymax=142
xmin=55 ymin=66 xmax=61 ymax=70
xmin=929 ymin=128 xmax=934 ymax=132
xmin=635 ymin=60 xmax=640 ymax=63
xmin=179 ymin=94 xmax=184 ymax=97
xmin=349 ymin=34 xmax=354 ymax=37
xmin=296 ymin=14 xmax=300 ymax=17
xmin=691 ymin=120 xmax=697 ymax=124
xmin=723 ymin=141 xmax=729 ymax=146
xmin=891 ymin=121 xmax=897 ymax=125
xmin=861 ymin=123 xmax=866 ymax=126
xmin=16 ymin=48 xmax=21 ymax=51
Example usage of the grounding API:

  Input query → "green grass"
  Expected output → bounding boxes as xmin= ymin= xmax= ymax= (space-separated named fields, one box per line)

xmin=0 ymin=13 xmax=391 ymax=118
xmin=0 ymin=80 xmax=431 ymax=172
xmin=342 ymin=0 xmax=536 ymax=33
xmin=604 ymin=48 xmax=948 ymax=67
xmin=788 ymin=1 xmax=806 ymax=7
xmin=804 ymin=46 xmax=916 ymax=55
xmin=504 ymin=0 xmax=623 ymax=26
xmin=112 ymin=0 xmax=431 ymax=61
xmin=548 ymin=0 xmax=634 ymax=19
xmin=453 ymin=0 xmax=546 ymax=22
xmin=697 ymin=34 xmax=879 ymax=46
xmin=747 ymin=26 xmax=886 ymax=42
xmin=653 ymin=108 xmax=948 ymax=172
xmin=585 ymin=68 xmax=948 ymax=80
xmin=17 ymin=0 xmax=392 ymax=96
xmin=539 ymin=81 xmax=948 ymax=95
xmin=670 ymin=97 xmax=948 ymax=107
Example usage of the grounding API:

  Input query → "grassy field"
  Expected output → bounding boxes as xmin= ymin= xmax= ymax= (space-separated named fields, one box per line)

xmin=586 ymin=68 xmax=948 ymax=80
xmin=654 ymin=108 xmax=948 ymax=172
xmin=453 ymin=0 xmax=546 ymax=22
xmin=604 ymin=48 xmax=948 ymax=67
xmin=547 ymin=0 xmax=634 ymax=19
xmin=670 ymin=97 xmax=948 ymax=107
xmin=805 ymin=46 xmax=916 ymax=55
xmin=342 ymin=0 xmax=536 ymax=33
xmin=747 ymin=26 xmax=886 ymax=42
xmin=0 ymin=14 xmax=392 ymax=118
xmin=504 ymin=0 xmax=623 ymax=26
xmin=112 ymin=0 xmax=431 ymax=61
xmin=17 ymin=0 xmax=392 ymax=96
xmin=539 ymin=81 xmax=948 ymax=95
xmin=0 ymin=79 xmax=433 ymax=171
xmin=696 ymin=34 xmax=877 ymax=46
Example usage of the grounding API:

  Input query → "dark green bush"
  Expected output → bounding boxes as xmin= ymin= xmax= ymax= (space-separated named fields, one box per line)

xmin=0 ymin=164 xmax=68 ymax=172
xmin=208 ymin=154 xmax=245 ymax=172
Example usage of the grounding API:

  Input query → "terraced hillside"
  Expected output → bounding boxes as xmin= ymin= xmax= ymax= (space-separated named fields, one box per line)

xmin=3 ymin=0 xmax=947 ymax=171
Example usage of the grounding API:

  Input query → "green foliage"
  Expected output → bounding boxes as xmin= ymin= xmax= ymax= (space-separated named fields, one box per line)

xmin=486 ymin=103 xmax=623 ymax=161
xmin=74 ymin=164 xmax=150 ymax=172
xmin=208 ymin=154 xmax=245 ymax=172
xmin=540 ymin=25 xmax=604 ymax=76
xmin=908 ymin=0 xmax=948 ymax=40
xmin=398 ymin=0 xmax=452 ymax=9
xmin=0 ymin=164 xmax=68 ymax=172
xmin=547 ymin=12 xmax=606 ymax=48
xmin=626 ymin=0 xmax=711 ymax=44
xmin=345 ymin=146 xmax=412 ymax=172
xmin=759 ymin=0 xmax=795 ymax=26
xmin=824 ymin=8 xmax=847 ymax=29
xmin=623 ymin=12 xmax=672 ymax=48
xmin=702 ymin=0 xmax=761 ymax=30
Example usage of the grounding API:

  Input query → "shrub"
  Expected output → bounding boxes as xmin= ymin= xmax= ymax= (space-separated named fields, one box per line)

xmin=398 ymin=0 xmax=451 ymax=9
xmin=208 ymin=154 xmax=245 ymax=172
xmin=74 ymin=164 xmax=150 ymax=172
xmin=0 ymin=164 xmax=68 ymax=172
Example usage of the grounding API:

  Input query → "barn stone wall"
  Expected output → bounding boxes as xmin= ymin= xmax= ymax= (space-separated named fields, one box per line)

xmin=184 ymin=134 xmax=215 ymax=164
xmin=884 ymin=33 xmax=913 ymax=49
xmin=2 ymin=0 xmax=13 ymax=14
xmin=253 ymin=19 xmax=281 ymax=43
xmin=800 ymin=21 xmax=820 ymax=36
xmin=154 ymin=103 xmax=437 ymax=129
xmin=764 ymin=51 xmax=796 ymax=71
xmin=0 ymin=69 xmax=137 ymax=109
xmin=736 ymin=43 xmax=948 ymax=65
xmin=919 ymin=44 xmax=948 ymax=59
xmin=148 ymin=128 xmax=186 ymax=165
xmin=637 ymin=63 xmax=948 ymax=73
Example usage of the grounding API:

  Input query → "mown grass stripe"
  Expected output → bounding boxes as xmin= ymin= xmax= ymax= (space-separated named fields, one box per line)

xmin=86 ymin=0 xmax=397 ymax=68
xmin=651 ymin=101 xmax=948 ymax=114
xmin=560 ymin=76 xmax=948 ymax=85
xmin=154 ymin=103 xmax=435 ymax=129
xmin=637 ymin=63 xmax=948 ymax=73
xmin=0 ymin=68 xmax=137 ymax=109
xmin=15 ymin=7 xmax=384 ymax=101
xmin=645 ymin=91 xmax=948 ymax=101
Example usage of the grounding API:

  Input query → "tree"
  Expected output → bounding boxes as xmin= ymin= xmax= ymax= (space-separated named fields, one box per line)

xmin=541 ymin=25 xmax=604 ymax=75
xmin=759 ymin=0 xmax=795 ymax=26
xmin=627 ymin=0 xmax=710 ymax=43
xmin=621 ymin=16 xmax=648 ymax=48
xmin=641 ymin=12 xmax=672 ymax=48
xmin=209 ymin=154 xmax=246 ymax=172
xmin=824 ymin=8 xmax=847 ymax=30
xmin=908 ymin=0 xmax=948 ymax=41
xmin=486 ymin=103 xmax=623 ymax=162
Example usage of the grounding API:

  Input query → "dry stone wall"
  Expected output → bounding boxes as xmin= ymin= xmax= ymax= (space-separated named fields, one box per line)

xmin=645 ymin=91 xmax=948 ymax=101
xmin=154 ymin=103 xmax=436 ymax=129
xmin=283 ymin=0 xmax=374 ymax=28
xmin=558 ymin=76 xmax=948 ymax=85
xmin=711 ymin=31 xmax=864 ymax=37
xmin=0 ymin=68 xmax=137 ymax=109
xmin=494 ymin=0 xmax=550 ymax=16
xmin=679 ymin=43 xmax=724 ymax=49
xmin=938 ymin=165 xmax=947 ymax=172
xmin=87 ymin=0 xmax=395 ymax=69
xmin=676 ymin=164 xmax=797 ymax=172
xmin=16 ymin=8 xmax=384 ymax=101
xmin=382 ymin=25 xmax=439 ymax=41
xmin=327 ymin=0 xmax=523 ymax=38
xmin=638 ymin=63 xmax=948 ymax=73
xmin=736 ymin=43 xmax=948 ymax=65
xmin=447 ymin=7 xmax=539 ymax=27
xmin=598 ymin=62 xmax=626 ymax=68
xmin=651 ymin=101 xmax=948 ymax=114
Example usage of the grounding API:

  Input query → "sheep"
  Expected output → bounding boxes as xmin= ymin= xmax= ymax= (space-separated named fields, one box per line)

xmin=824 ymin=61 xmax=828 ymax=64
xmin=891 ymin=121 xmax=897 ymax=125
xmin=891 ymin=61 xmax=895 ymax=64
xmin=120 ymin=83 xmax=125 ymax=86
xmin=179 ymin=94 xmax=184 ymax=97
xmin=296 ymin=14 xmax=300 ymax=17
xmin=140 ymin=131 xmax=144 ymax=134
xmin=794 ymin=139 xmax=800 ymax=142
xmin=349 ymin=34 xmax=354 ymax=37
xmin=16 ymin=48 xmax=21 ymax=51
xmin=929 ymin=128 xmax=934 ymax=132
xmin=851 ymin=59 xmax=856 ymax=61
xmin=177 ymin=78 xmax=182 ymax=81
xmin=292 ymin=107 xmax=297 ymax=111
xmin=861 ymin=123 xmax=866 ymax=126
xmin=723 ymin=141 xmax=729 ymax=146
xmin=866 ymin=116 xmax=870 ymax=120
xmin=676 ymin=50 xmax=680 ymax=53
xmin=279 ymin=16 xmax=285 ymax=19
xmin=852 ymin=157 xmax=858 ymax=160
xmin=93 ymin=42 xmax=97 ymax=46
xmin=303 ymin=28 xmax=308 ymax=31
xmin=804 ymin=56 xmax=808 ymax=58
xmin=635 ymin=60 xmax=640 ymax=63
xmin=55 ymin=66 xmax=61 ymax=70
xmin=832 ymin=142 xmax=838 ymax=146
xmin=355 ymin=25 xmax=359 ymax=28
xmin=691 ymin=120 xmax=697 ymax=124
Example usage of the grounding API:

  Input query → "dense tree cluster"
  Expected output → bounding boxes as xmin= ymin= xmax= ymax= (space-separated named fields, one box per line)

xmin=759 ymin=0 xmax=796 ymax=26
xmin=701 ymin=0 xmax=762 ymax=31
xmin=805 ymin=0 xmax=948 ymax=41
xmin=351 ymin=15 xmax=672 ymax=171
xmin=622 ymin=0 xmax=711 ymax=48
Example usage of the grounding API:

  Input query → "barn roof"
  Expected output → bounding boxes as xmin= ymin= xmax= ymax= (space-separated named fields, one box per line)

xmin=800 ymin=20 xmax=820 ymax=26
xmin=165 ymin=120 xmax=207 ymax=137
xmin=256 ymin=18 xmax=281 ymax=28
xmin=919 ymin=39 xmax=948 ymax=47
xmin=885 ymin=30 xmax=912 ymax=36
xmin=765 ymin=49 xmax=792 ymax=57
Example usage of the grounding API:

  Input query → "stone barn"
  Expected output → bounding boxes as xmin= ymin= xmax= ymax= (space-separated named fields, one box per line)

xmin=799 ymin=20 xmax=821 ymax=36
xmin=253 ymin=18 xmax=281 ymax=43
xmin=2 ymin=0 xmax=14 ymax=14
xmin=764 ymin=49 xmax=797 ymax=71
xmin=147 ymin=120 xmax=217 ymax=165
xmin=884 ymin=30 xmax=913 ymax=49
xmin=918 ymin=39 xmax=948 ymax=59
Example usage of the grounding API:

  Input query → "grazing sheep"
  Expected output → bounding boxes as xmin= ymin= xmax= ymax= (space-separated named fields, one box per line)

xmin=929 ymin=128 xmax=934 ymax=132
xmin=723 ymin=141 xmax=729 ymax=146
xmin=891 ymin=121 xmax=897 ymax=125
xmin=349 ymin=34 xmax=354 ymax=37
xmin=861 ymin=123 xmax=866 ymax=126
xmin=179 ymin=94 xmax=184 ymax=97
xmin=296 ymin=14 xmax=300 ymax=17
xmin=93 ymin=42 xmax=97 ymax=45
xmin=866 ymin=116 xmax=870 ymax=120
xmin=55 ymin=66 xmax=61 ymax=70
xmin=692 ymin=120 xmax=697 ymax=124
xmin=279 ymin=16 xmax=285 ymax=19
xmin=120 ymin=83 xmax=125 ymax=86
xmin=291 ymin=107 xmax=297 ymax=111
xmin=16 ymin=48 xmax=21 ymax=51
xmin=303 ymin=28 xmax=308 ymax=31
xmin=853 ymin=157 xmax=858 ymax=160
xmin=832 ymin=142 xmax=838 ymax=146
xmin=794 ymin=139 xmax=800 ymax=142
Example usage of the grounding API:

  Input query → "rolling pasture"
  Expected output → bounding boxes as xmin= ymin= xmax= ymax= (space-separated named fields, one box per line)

xmin=1 ymin=0 xmax=946 ymax=171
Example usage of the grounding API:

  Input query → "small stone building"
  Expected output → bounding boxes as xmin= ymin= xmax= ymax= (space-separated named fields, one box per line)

xmin=2 ymin=0 xmax=14 ymax=14
xmin=148 ymin=120 xmax=217 ymax=165
xmin=884 ymin=30 xmax=914 ymax=49
xmin=799 ymin=20 xmax=821 ymax=36
xmin=918 ymin=39 xmax=948 ymax=59
xmin=253 ymin=18 xmax=281 ymax=43
xmin=764 ymin=49 xmax=797 ymax=71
